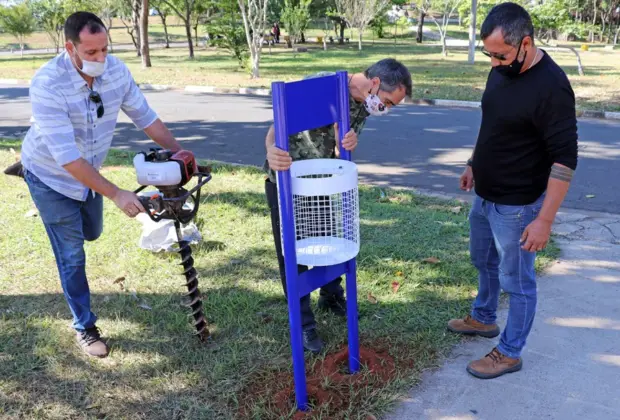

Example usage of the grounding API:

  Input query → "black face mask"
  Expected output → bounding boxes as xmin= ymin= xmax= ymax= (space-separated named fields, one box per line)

xmin=495 ymin=41 xmax=527 ymax=78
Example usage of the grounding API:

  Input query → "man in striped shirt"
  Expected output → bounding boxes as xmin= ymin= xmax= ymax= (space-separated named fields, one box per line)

xmin=13 ymin=12 xmax=184 ymax=358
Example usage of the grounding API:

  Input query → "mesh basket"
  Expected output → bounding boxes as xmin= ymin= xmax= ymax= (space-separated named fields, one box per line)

xmin=286 ymin=158 xmax=360 ymax=267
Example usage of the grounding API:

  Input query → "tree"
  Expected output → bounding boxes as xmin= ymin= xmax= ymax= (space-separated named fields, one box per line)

xmin=100 ymin=0 xmax=118 ymax=52
xmin=415 ymin=8 xmax=425 ymax=42
xmin=281 ymin=0 xmax=311 ymax=44
xmin=529 ymin=0 xmax=586 ymax=75
xmin=192 ymin=0 xmax=218 ymax=48
xmin=206 ymin=0 xmax=248 ymax=67
xmin=152 ymin=0 xmax=172 ymax=47
xmin=140 ymin=0 xmax=151 ymax=67
xmin=335 ymin=0 xmax=389 ymax=50
xmin=29 ymin=0 xmax=66 ymax=54
xmin=369 ymin=12 xmax=388 ymax=38
xmin=326 ymin=10 xmax=347 ymax=43
xmin=237 ymin=0 xmax=269 ymax=78
xmin=414 ymin=0 xmax=465 ymax=56
xmin=118 ymin=0 xmax=142 ymax=56
xmin=160 ymin=0 xmax=208 ymax=59
xmin=0 ymin=4 xmax=37 ymax=57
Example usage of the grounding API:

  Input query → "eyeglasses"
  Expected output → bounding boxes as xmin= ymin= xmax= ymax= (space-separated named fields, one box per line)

xmin=480 ymin=37 xmax=525 ymax=62
xmin=89 ymin=91 xmax=104 ymax=119
xmin=480 ymin=47 xmax=508 ymax=61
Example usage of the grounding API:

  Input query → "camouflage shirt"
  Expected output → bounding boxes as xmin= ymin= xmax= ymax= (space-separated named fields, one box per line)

xmin=264 ymin=72 xmax=370 ymax=183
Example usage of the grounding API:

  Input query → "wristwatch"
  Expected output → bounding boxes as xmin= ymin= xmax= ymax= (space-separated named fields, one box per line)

xmin=466 ymin=158 xmax=473 ymax=167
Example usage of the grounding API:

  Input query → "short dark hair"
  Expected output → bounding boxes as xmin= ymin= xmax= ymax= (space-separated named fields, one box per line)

xmin=64 ymin=11 xmax=106 ymax=44
xmin=364 ymin=58 xmax=413 ymax=98
xmin=480 ymin=2 xmax=534 ymax=47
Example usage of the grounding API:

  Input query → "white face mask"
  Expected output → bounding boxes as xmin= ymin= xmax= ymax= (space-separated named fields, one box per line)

xmin=363 ymin=90 xmax=389 ymax=116
xmin=71 ymin=43 xmax=106 ymax=78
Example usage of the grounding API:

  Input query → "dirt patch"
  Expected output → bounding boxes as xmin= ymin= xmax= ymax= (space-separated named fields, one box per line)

xmin=319 ymin=347 xmax=396 ymax=383
xmin=274 ymin=378 xmax=344 ymax=419
xmin=238 ymin=343 xmax=398 ymax=419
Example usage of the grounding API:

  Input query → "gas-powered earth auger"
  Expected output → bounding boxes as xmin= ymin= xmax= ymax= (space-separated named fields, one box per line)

xmin=133 ymin=148 xmax=212 ymax=341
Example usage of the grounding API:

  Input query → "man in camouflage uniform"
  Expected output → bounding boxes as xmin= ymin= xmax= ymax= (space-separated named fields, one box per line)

xmin=264 ymin=58 xmax=412 ymax=353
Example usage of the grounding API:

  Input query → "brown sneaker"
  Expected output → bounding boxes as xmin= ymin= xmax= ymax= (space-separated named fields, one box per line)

xmin=447 ymin=315 xmax=500 ymax=338
xmin=467 ymin=347 xmax=522 ymax=379
xmin=76 ymin=327 xmax=109 ymax=358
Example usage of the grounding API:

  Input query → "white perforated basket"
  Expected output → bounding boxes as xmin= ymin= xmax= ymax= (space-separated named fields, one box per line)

xmin=284 ymin=158 xmax=360 ymax=267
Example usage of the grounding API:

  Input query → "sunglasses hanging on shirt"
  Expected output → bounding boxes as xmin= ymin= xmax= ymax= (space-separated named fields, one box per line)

xmin=88 ymin=91 xmax=105 ymax=119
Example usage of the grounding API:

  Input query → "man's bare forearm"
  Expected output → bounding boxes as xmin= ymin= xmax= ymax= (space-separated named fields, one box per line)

xmin=63 ymin=158 xmax=119 ymax=199
xmin=537 ymin=163 xmax=573 ymax=223
xmin=144 ymin=119 xmax=182 ymax=151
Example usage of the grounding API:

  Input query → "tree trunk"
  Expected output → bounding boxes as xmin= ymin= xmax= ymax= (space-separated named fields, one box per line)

xmin=468 ymin=0 xmax=477 ymax=64
xmin=194 ymin=25 xmax=199 ymax=47
xmin=301 ymin=32 xmax=305 ymax=43
xmin=339 ymin=23 xmax=345 ymax=44
xmin=394 ymin=21 xmax=397 ymax=44
xmin=20 ymin=42 xmax=24 ymax=58
xmin=132 ymin=0 xmax=142 ymax=57
xmin=121 ymin=18 xmax=140 ymax=53
xmin=141 ymin=0 xmax=151 ymax=68
xmin=250 ymin=43 xmax=260 ymax=78
xmin=158 ymin=11 xmax=170 ymax=48
xmin=614 ymin=26 xmax=619 ymax=45
xmin=105 ymin=17 xmax=114 ymax=52
xmin=55 ymin=31 xmax=61 ymax=54
xmin=567 ymin=46 xmax=585 ymax=76
xmin=416 ymin=11 xmax=425 ymax=43
xmin=107 ymin=29 xmax=114 ymax=53
xmin=358 ymin=30 xmax=362 ymax=50
xmin=441 ymin=32 xmax=447 ymax=56
xmin=590 ymin=2 xmax=598 ymax=42
xmin=185 ymin=15 xmax=194 ymax=59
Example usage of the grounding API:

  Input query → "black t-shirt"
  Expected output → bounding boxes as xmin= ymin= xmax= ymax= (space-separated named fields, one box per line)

xmin=472 ymin=50 xmax=578 ymax=205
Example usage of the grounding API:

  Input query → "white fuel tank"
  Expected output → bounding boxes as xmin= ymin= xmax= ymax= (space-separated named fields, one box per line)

xmin=134 ymin=153 xmax=182 ymax=186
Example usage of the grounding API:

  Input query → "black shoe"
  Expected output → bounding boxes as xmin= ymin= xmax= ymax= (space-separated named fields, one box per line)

xmin=318 ymin=293 xmax=347 ymax=317
xmin=4 ymin=161 xmax=24 ymax=178
xmin=302 ymin=328 xmax=324 ymax=354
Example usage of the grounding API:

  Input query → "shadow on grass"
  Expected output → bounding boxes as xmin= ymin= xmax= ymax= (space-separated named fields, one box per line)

xmin=0 ymin=244 xmax=479 ymax=418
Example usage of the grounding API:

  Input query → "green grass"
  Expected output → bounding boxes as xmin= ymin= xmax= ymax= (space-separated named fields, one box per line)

xmin=1 ymin=37 xmax=619 ymax=112
xmin=0 ymin=138 xmax=559 ymax=419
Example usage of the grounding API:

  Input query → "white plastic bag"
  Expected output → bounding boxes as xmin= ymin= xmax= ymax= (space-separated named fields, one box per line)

xmin=135 ymin=212 xmax=202 ymax=252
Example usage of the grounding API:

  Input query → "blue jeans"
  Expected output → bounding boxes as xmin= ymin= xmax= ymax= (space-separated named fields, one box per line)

xmin=24 ymin=170 xmax=103 ymax=331
xmin=469 ymin=194 xmax=544 ymax=359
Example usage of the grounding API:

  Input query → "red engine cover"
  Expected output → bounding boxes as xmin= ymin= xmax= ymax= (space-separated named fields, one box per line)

xmin=171 ymin=150 xmax=197 ymax=185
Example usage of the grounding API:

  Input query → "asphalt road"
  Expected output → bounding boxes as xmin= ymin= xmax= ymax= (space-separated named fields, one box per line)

xmin=1 ymin=85 xmax=619 ymax=213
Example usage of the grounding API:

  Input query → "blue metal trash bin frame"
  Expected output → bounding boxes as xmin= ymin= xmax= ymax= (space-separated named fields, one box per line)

xmin=271 ymin=71 xmax=360 ymax=411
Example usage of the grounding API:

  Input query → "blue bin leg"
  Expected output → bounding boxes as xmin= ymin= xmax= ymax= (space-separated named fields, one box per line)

xmin=272 ymin=80 xmax=309 ymax=412
xmin=346 ymin=258 xmax=360 ymax=373
xmin=286 ymin=274 xmax=309 ymax=410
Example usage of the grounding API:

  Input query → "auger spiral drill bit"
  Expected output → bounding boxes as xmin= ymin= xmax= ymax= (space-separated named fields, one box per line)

xmin=133 ymin=148 xmax=212 ymax=341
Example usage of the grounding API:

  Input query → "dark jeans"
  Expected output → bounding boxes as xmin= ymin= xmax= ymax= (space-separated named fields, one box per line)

xmin=265 ymin=179 xmax=343 ymax=331
xmin=24 ymin=170 xmax=103 ymax=331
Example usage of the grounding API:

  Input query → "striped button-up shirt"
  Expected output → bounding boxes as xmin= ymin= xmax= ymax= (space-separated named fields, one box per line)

xmin=21 ymin=52 xmax=158 ymax=201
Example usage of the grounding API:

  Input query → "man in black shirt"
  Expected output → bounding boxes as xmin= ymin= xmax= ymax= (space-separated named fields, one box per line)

xmin=447 ymin=3 xmax=578 ymax=379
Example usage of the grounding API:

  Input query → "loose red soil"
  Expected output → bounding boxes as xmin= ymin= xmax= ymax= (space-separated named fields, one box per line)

xmin=239 ymin=343 xmax=399 ymax=419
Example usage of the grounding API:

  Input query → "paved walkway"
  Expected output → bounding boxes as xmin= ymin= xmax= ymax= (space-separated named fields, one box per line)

xmin=386 ymin=210 xmax=620 ymax=420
